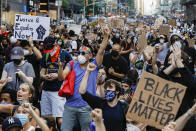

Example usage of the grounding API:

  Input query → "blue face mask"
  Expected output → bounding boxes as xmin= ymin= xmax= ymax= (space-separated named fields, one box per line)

xmin=17 ymin=99 xmax=27 ymax=105
xmin=58 ymin=41 xmax=62 ymax=46
xmin=174 ymin=41 xmax=182 ymax=48
xmin=194 ymin=68 xmax=196 ymax=73
xmin=16 ymin=114 xmax=28 ymax=126
xmin=105 ymin=90 xmax=116 ymax=101
xmin=102 ymin=75 xmax=105 ymax=82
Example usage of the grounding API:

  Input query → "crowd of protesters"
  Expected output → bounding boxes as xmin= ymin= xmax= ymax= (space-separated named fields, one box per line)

xmin=0 ymin=15 xmax=196 ymax=131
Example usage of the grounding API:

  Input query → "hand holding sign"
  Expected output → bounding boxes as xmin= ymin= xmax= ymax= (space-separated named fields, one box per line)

xmin=126 ymin=72 xmax=187 ymax=129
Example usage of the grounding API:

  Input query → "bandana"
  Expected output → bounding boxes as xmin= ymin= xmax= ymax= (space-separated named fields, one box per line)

xmin=50 ymin=45 xmax=60 ymax=63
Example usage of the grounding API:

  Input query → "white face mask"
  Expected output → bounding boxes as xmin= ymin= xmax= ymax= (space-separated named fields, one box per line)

xmin=127 ymin=124 xmax=141 ymax=131
xmin=10 ymin=36 xmax=17 ymax=44
xmin=23 ymin=49 xmax=30 ymax=56
xmin=78 ymin=55 xmax=87 ymax=64
xmin=160 ymin=39 xmax=164 ymax=44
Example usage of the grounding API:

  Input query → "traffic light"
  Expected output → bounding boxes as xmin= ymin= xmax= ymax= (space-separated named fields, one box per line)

xmin=86 ymin=0 xmax=88 ymax=6
xmin=27 ymin=0 xmax=34 ymax=12
xmin=40 ymin=0 xmax=48 ymax=13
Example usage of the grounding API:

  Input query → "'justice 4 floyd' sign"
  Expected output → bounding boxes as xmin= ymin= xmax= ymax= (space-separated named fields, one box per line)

xmin=14 ymin=14 xmax=50 ymax=41
xmin=126 ymin=72 xmax=187 ymax=129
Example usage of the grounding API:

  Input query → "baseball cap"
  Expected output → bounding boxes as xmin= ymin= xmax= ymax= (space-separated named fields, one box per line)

xmin=2 ymin=116 xmax=23 ymax=131
xmin=43 ymin=36 xmax=56 ymax=53
xmin=170 ymin=33 xmax=185 ymax=40
xmin=11 ymin=46 xmax=24 ymax=60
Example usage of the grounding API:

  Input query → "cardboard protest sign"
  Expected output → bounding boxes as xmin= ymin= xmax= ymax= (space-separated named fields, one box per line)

xmin=168 ymin=19 xmax=176 ymax=27
xmin=110 ymin=19 xmax=124 ymax=28
xmin=137 ymin=32 xmax=147 ymax=52
xmin=85 ymin=33 xmax=97 ymax=40
xmin=154 ymin=18 xmax=163 ymax=29
xmin=159 ymin=26 xmax=170 ymax=37
xmin=126 ymin=72 xmax=187 ymax=129
xmin=14 ymin=14 xmax=50 ymax=41
xmin=187 ymin=39 xmax=195 ymax=48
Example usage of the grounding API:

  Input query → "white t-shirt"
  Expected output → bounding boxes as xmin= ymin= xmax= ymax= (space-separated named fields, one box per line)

xmin=71 ymin=40 xmax=77 ymax=50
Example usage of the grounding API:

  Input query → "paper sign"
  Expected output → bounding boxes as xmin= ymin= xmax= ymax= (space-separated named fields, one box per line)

xmin=126 ymin=72 xmax=187 ymax=129
xmin=159 ymin=26 xmax=170 ymax=37
xmin=168 ymin=19 xmax=176 ymax=27
xmin=187 ymin=39 xmax=195 ymax=48
xmin=14 ymin=14 xmax=50 ymax=41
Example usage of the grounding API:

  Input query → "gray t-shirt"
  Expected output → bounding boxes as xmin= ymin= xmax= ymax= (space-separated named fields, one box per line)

xmin=3 ymin=61 xmax=35 ymax=90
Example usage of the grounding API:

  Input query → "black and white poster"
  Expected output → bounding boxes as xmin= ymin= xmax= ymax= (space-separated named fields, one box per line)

xmin=14 ymin=14 xmax=50 ymax=41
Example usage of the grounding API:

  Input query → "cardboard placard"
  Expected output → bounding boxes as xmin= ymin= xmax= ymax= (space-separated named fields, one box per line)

xmin=154 ymin=18 xmax=164 ymax=29
xmin=85 ymin=33 xmax=97 ymax=40
xmin=14 ymin=14 xmax=50 ymax=41
xmin=187 ymin=39 xmax=195 ymax=48
xmin=168 ymin=19 xmax=176 ymax=27
xmin=159 ymin=26 xmax=170 ymax=37
xmin=110 ymin=19 xmax=124 ymax=28
xmin=126 ymin=72 xmax=187 ymax=129
xmin=137 ymin=32 xmax=147 ymax=51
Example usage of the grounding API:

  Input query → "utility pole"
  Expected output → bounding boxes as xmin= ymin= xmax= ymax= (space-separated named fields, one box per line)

xmin=93 ymin=0 xmax=95 ymax=16
xmin=57 ymin=0 xmax=60 ymax=24
xmin=0 ymin=0 xmax=2 ymax=26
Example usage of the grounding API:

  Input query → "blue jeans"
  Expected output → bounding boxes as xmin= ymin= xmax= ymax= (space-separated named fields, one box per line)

xmin=61 ymin=105 xmax=92 ymax=131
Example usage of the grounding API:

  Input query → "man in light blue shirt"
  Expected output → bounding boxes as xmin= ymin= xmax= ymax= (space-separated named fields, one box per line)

xmin=58 ymin=28 xmax=110 ymax=131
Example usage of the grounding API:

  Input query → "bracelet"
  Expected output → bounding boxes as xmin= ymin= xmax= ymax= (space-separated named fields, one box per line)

xmin=186 ymin=109 xmax=194 ymax=117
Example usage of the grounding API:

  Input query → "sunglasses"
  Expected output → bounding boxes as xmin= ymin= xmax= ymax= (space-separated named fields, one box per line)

xmin=172 ymin=38 xmax=181 ymax=42
xmin=77 ymin=51 xmax=90 ymax=55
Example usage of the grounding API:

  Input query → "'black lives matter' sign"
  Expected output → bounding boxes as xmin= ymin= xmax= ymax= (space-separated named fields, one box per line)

xmin=14 ymin=14 xmax=50 ymax=41
xmin=126 ymin=72 xmax=187 ymax=129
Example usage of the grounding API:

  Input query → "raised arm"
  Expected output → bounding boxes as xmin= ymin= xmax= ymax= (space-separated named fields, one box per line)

xmin=175 ymin=103 xmax=196 ymax=131
xmin=28 ymin=37 xmax=42 ymax=61
xmin=58 ymin=59 xmax=71 ymax=81
xmin=79 ymin=63 xmax=96 ymax=94
xmin=96 ymin=27 xmax=110 ymax=66
xmin=22 ymin=103 xmax=50 ymax=131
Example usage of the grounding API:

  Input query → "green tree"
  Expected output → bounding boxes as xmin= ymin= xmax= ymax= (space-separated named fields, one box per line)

xmin=127 ymin=0 xmax=134 ymax=10
xmin=62 ymin=0 xmax=70 ymax=9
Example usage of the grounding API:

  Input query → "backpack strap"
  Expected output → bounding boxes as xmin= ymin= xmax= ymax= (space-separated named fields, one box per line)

xmin=69 ymin=60 xmax=74 ymax=70
xmin=45 ymin=53 xmax=49 ymax=63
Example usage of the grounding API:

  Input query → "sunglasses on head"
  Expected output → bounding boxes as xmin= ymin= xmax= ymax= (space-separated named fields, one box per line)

xmin=77 ymin=51 xmax=90 ymax=55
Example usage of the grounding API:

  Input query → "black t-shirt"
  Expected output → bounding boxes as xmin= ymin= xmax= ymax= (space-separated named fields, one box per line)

xmin=121 ymin=40 xmax=134 ymax=63
xmin=158 ymin=68 xmax=196 ymax=131
xmin=103 ymin=53 xmax=128 ymax=81
xmin=82 ymin=92 xmax=127 ymax=131
xmin=40 ymin=49 xmax=72 ymax=91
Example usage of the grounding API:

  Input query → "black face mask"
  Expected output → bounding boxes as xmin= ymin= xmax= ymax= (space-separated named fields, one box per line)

xmin=111 ymin=50 xmax=119 ymax=57
xmin=13 ymin=59 xmax=22 ymax=65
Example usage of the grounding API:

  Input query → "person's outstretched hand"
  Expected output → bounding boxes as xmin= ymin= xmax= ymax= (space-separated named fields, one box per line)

xmin=162 ymin=122 xmax=176 ymax=131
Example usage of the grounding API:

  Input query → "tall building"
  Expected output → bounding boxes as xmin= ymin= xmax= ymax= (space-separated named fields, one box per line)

xmin=181 ymin=0 xmax=196 ymax=26
xmin=1 ymin=0 xmax=27 ymax=24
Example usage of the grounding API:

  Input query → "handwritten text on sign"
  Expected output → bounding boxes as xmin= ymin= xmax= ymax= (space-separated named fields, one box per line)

xmin=126 ymin=72 xmax=187 ymax=129
xmin=14 ymin=14 xmax=50 ymax=41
